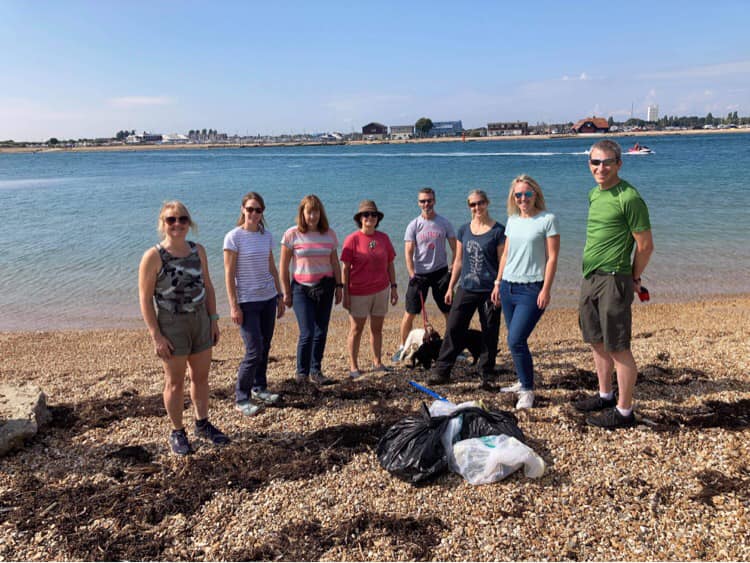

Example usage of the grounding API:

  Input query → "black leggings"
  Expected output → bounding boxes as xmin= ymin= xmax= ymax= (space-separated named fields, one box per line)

xmin=433 ymin=287 xmax=501 ymax=379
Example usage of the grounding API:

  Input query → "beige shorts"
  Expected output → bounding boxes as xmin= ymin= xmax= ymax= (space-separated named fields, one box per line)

xmin=349 ymin=286 xmax=390 ymax=318
xmin=157 ymin=304 xmax=213 ymax=356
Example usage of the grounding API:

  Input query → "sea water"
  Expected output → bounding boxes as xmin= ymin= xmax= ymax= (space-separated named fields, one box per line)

xmin=1 ymin=133 xmax=749 ymax=330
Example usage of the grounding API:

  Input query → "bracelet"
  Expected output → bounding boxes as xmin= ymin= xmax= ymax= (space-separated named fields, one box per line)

xmin=209 ymin=314 xmax=220 ymax=321
xmin=391 ymin=283 xmax=398 ymax=289
xmin=633 ymin=277 xmax=641 ymax=283
xmin=336 ymin=283 xmax=344 ymax=289
xmin=493 ymin=280 xmax=501 ymax=286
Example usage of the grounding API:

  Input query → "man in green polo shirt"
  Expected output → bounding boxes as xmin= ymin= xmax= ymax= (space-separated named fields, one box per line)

xmin=573 ymin=139 xmax=654 ymax=428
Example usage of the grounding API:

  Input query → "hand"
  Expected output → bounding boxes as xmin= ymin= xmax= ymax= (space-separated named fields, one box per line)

xmin=153 ymin=333 xmax=174 ymax=360
xmin=444 ymin=287 xmax=453 ymax=306
xmin=491 ymin=285 xmax=500 ymax=307
xmin=276 ymin=298 xmax=285 ymax=319
xmin=334 ymin=286 xmax=343 ymax=305
xmin=537 ymin=288 xmax=551 ymax=309
xmin=390 ymin=286 xmax=398 ymax=306
xmin=211 ymin=319 xmax=221 ymax=346
xmin=283 ymin=293 xmax=293 ymax=308
xmin=230 ymin=305 xmax=243 ymax=326
xmin=343 ymin=293 xmax=351 ymax=311
xmin=632 ymin=278 xmax=642 ymax=294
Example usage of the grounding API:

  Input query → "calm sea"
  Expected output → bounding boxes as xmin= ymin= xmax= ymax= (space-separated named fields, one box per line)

xmin=1 ymin=134 xmax=749 ymax=331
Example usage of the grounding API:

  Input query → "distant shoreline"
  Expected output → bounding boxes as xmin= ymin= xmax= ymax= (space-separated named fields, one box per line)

xmin=1 ymin=127 xmax=748 ymax=155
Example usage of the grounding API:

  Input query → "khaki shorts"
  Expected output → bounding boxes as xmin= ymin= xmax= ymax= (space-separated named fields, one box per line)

xmin=349 ymin=286 xmax=390 ymax=318
xmin=157 ymin=304 xmax=213 ymax=356
xmin=578 ymin=272 xmax=634 ymax=352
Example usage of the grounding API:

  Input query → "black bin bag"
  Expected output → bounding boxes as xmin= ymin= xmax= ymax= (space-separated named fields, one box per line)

xmin=376 ymin=403 xmax=451 ymax=484
xmin=457 ymin=407 xmax=525 ymax=443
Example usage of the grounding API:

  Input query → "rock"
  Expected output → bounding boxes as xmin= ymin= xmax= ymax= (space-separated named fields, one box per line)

xmin=0 ymin=384 xmax=50 ymax=456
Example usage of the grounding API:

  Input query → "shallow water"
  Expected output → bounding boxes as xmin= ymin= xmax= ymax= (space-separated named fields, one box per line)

xmin=1 ymin=133 xmax=749 ymax=330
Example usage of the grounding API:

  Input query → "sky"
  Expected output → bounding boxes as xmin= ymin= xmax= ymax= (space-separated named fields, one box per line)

xmin=1 ymin=0 xmax=749 ymax=141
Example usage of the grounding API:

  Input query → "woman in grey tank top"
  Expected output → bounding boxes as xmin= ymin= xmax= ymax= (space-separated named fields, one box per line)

xmin=138 ymin=201 xmax=229 ymax=455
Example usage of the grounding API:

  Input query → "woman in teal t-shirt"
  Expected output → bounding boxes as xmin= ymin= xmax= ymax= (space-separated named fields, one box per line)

xmin=491 ymin=175 xmax=560 ymax=410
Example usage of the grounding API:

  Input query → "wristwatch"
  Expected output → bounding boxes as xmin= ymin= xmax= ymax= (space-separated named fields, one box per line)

xmin=493 ymin=280 xmax=501 ymax=286
xmin=391 ymin=283 xmax=398 ymax=288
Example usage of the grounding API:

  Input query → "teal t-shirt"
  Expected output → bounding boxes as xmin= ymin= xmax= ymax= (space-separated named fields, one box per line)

xmin=502 ymin=211 xmax=559 ymax=283
xmin=582 ymin=179 xmax=651 ymax=278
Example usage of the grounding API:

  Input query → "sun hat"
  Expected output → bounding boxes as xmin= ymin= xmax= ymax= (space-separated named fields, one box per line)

xmin=353 ymin=199 xmax=384 ymax=223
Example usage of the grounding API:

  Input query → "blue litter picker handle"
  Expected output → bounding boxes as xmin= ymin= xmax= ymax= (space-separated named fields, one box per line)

xmin=409 ymin=380 xmax=449 ymax=402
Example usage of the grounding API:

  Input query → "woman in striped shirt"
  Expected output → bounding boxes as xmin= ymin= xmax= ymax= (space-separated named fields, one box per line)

xmin=279 ymin=195 xmax=343 ymax=386
xmin=224 ymin=192 xmax=285 ymax=417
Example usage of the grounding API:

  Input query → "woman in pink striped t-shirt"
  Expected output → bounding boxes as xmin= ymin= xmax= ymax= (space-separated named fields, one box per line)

xmin=280 ymin=195 xmax=343 ymax=385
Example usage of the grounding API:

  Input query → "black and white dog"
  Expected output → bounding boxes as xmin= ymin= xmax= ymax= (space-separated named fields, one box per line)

xmin=402 ymin=325 xmax=484 ymax=369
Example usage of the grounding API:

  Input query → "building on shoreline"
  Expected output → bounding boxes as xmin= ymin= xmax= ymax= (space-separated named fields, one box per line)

xmin=487 ymin=121 xmax=529 ymax=136
xmin=362 ymin=122 xmax=388 ymax=140
xmin=571 ymin=117 xmax=610 ymax=134
xmin=429 ymin=120 xmax=463 ymax=137
xmin=389 ymin=125 xmax=414 ymax=140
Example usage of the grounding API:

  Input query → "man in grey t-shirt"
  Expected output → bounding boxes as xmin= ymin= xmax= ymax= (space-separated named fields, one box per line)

xmin=392 ymin=187 xmax=457 ymax=362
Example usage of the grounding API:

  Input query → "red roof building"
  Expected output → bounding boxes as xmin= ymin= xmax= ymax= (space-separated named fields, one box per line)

xmin=572 ymin=117 xmax=610 ymax=134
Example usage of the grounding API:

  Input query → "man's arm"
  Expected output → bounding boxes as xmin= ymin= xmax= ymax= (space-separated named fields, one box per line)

xmin=631 ymin=229 xmax=654 ymax=292
xmin=404 ymin=241 xmax=416 ymax=279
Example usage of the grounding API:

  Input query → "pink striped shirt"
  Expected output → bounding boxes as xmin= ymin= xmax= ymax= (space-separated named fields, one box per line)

xmin=281 ymin=227 xmax=339 ymax=285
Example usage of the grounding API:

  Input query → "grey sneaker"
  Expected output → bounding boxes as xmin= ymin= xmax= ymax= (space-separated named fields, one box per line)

xmin=391 ymin=346 xmax=404 ymax=362
xmin=311 ymin=372 xmax=334 ymax=386
xmin=169 ymin=428 xmax=194 ymax=456
xmin=501 ymin=381 xmax=523 ymax=393
xmin=587 ymin=407 xmax=636 ymax=429
xmin=251 ymin=389 xmax=280 ymax=404
xmin=573 ymin=394 xmax=617 ymax=412
xmin=295 ymin=373 xmax=309 ymax=384
xmin=235 ymin=401 xmax=264 ymax=416
xmin=349 ymin=370 xmax=363 ymax=379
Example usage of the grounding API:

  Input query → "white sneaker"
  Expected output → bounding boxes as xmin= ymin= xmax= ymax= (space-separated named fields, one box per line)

xmin=516 ymin=390 xmax=534 ymax=409
xmin=500 ymin=381 xmax=522 ymax=393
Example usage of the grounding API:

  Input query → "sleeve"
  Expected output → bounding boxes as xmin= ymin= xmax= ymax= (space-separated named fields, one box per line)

xmin=330 ymin=229 xmax=339 ymax=249
xmin=545 ymin=213 xmax=559 ymax=237
xmin=223 ymin=229 xmax=238 ymax=252
xmin=624 ymin=196 xmax=651 ymax=233
xmin=495 ymin=223 xmax=507 ymax=245
xmin=340 ymin=233 xmax=355 ymax=263
xmin=456 ymin=223 xmax=466 ymax=244
xmin=281 ymin=227 xmax=295 ymax=249
xmin=404 ymin=218 xmax=417 ymax=242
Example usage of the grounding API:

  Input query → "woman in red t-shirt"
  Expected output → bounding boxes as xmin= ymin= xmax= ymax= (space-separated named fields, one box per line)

xmin=340 ymin=200 xmax=398 ymax=379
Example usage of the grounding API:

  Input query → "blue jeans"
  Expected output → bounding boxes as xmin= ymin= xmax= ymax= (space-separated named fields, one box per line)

xmin=500 ymin=281 xmax=545 ymax=390
xmin=292 ymin=281 xmax=334 ymax=376
xmin=236 ymin=297 xmax=277 ymax=403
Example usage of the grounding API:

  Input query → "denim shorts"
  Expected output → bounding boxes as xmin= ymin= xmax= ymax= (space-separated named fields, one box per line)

xmin=578 ymin=272 xmax=634 ymax=351
xmin=157 ymin=304 xmax=213 ymax=356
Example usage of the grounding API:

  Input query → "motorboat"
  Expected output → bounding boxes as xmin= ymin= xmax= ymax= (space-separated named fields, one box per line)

xmin=627 ymin=143 xmax=653 ymax=155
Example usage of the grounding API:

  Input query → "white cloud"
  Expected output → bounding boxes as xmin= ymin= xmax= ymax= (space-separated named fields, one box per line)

xmin=108 ymin=96 xmax=173 ymax=108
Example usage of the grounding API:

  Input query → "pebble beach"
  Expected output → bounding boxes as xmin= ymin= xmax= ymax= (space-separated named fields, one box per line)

xmin=1 ymin=295 xmax=749 ymax=560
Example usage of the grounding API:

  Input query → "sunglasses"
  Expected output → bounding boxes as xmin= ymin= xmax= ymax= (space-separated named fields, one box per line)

xmin=360 ymin=211 xmax=379 ymax=218
xmin=514 ymin=191 xmax=534 ymax=199
xmin=589 ymin=158 xmax=617 ymax=166
xmin=468 ymin=200 xmax=487 ymax=208
xmin=418 ymin=199 xmax=434 ymax=204
xmin=164 ymin=216 xmax=190 ymax=225
xmin=244 ymin=206 xmax=264 ymax=214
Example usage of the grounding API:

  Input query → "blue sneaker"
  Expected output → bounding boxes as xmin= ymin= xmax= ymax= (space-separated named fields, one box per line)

xmin=194 ymin=420 xmax=231 ymax=445
xmin=251 ymin=389 xmax=280 ymax=404
xmin=169 ymin=428 xmax=194 ymax=456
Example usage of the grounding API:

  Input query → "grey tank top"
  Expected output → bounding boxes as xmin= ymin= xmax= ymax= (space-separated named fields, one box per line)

xmin=154 ymin=241 xmax=206 ymax=313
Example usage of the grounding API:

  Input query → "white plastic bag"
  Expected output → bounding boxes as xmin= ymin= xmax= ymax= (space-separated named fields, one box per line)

xmin=452 ymin=435 xmax=545 ymax=485
xmin=428 ymin=400 xmax=482 ymax=468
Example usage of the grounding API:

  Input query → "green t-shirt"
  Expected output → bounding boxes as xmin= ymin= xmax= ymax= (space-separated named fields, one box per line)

xmin=582 ymin=179 xmax=651 ymax=278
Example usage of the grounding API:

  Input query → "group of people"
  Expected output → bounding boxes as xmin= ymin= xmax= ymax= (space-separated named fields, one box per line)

xmin=139 ymin=139 xmax=653 ymax=455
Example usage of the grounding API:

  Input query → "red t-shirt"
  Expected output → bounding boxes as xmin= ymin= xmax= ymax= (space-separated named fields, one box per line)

xmin=340 ymin=230 xmax=396 ymax=296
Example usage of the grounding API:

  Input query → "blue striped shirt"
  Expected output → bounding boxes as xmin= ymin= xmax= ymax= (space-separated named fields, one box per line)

xmin=223 ymin=227 xmax=277 ymax=303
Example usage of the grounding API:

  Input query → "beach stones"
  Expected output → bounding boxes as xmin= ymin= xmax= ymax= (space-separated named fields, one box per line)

xmin=0 ymin=384 xmax=50 ymax=456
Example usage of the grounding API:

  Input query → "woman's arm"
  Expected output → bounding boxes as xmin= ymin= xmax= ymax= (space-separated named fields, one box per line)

xmin=330 ymin=247 xmax=343 ymax=305
xmin=491 ymin=238 xmax=509 ymax=306
xmin=388 ymin=260 xmax=398 ymax=306
xmin=224 ymin=249 xmax=242 ymax=326
xmin=341 ymin=260 xmax=352 ymax=311
xmin=138 ymin=248 xmax=174 ymax=359
xmin=197 ymin=244 xmax=220 ymax=345
xmin=268 ymin=251 xmax=285 ymax=319
xmin=445 ymin=241 xmax=463 ymax=306
xmin=279 ymin=244 xmax=293 ymax=308
xmin=538 ymin=234 xmax=560 ymax=309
